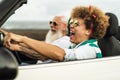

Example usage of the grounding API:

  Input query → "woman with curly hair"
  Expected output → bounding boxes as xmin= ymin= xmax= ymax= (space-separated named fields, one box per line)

xmin=0 ymin=5 xmax=109 ymax=62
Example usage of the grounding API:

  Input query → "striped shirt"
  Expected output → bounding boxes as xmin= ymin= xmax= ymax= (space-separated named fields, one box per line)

xmin=64 ymin=39 xmax=102 ymax=61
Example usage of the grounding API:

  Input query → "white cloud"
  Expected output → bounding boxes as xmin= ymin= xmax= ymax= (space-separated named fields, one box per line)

xmin=8 ymin=0 xmax=120 ymax=24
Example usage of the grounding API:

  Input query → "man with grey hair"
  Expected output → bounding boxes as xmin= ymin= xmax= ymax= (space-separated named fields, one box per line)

xmin=41 ymin=16 xmax=71 ymax=63
xmin=45 ymin=16 xmax=68 ymax=44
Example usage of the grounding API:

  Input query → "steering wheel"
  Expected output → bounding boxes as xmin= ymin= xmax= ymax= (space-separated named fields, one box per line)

xmin=0 ymin=32 xmax=22 ymax=64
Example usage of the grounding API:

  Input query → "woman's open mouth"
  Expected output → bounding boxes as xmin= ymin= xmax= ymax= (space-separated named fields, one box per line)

xmin=70 ymin=31 xmax=75 ymax=36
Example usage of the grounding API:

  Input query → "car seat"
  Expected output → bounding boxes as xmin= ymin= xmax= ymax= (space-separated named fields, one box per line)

xmin=115 ymin=26 xmax=120 ymax=41
xmin=98 ymin=13 xmax=120 ymax=57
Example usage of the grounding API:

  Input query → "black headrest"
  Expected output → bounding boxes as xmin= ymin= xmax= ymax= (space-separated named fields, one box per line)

xmin=115 ymin=26 xmax=120 ymax=40
xmin=105 ymin=13 xmax=119 ymax=37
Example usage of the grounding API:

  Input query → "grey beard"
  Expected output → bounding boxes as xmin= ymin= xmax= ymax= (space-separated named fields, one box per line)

xmin=45 ymin=30 xmax=63 ymax=43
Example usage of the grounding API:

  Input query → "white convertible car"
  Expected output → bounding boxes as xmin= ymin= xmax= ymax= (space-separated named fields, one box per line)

xmin=0 ymin=0 xmax=120 ymax=80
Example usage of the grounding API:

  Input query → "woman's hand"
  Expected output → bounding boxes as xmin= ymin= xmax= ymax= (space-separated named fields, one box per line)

xmin=3 ymin=32 xmax=24 ymax=48
xmin=0 ymin=29 xmax=8 ymax=35
xmin=8 ymin=43 xmax=22 ymax=51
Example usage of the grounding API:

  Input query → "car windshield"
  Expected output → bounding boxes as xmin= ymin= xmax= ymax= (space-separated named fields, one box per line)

xmin=1 ymin=0 xmax=120 ymax=29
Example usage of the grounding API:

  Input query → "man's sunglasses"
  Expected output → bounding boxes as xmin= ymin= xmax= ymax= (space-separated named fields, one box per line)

xmin=49 ymin=21 xmax=58 ymax=26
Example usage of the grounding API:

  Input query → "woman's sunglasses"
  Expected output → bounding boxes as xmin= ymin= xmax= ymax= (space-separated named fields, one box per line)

xmin=49 ymin=21 xmax=58 ymax=26
xmin=69 ymin=19 xmax=79 ymax=27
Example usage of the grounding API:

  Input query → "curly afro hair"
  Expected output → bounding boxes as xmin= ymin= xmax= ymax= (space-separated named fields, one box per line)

xmin=71 ymin=5 xmax=109 ymax=39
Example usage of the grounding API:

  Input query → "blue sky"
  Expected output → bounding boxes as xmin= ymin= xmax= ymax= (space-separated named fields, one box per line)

xmin=8 ymin=0 xmax=120 ymax=24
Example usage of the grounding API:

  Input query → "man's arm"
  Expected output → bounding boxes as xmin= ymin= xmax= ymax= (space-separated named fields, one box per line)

xmin=21 ymin=37 xmax=65 ymax=61
xmin=4 ymin=41 xmax=47 ymax=61
xmin=19 ymin=46 xmax=47 ymax=61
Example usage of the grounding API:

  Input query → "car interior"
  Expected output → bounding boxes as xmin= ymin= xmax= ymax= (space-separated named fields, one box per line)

xmin=11 ymin=12 xmax=120 ymax=65
xmin=0 ymin=0 xmax=120 ymax=79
